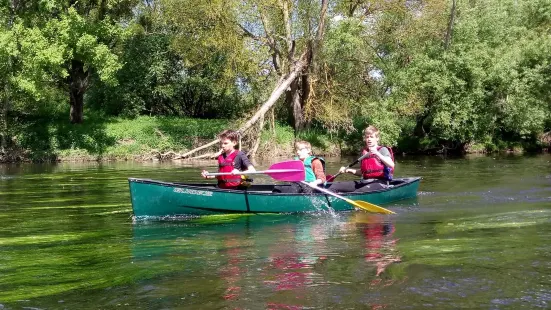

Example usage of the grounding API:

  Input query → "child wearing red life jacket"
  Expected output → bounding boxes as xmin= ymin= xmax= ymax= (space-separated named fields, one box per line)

xmin=201 ymin=130 xmax=256 ymax=190
xmin=328 ymin=125 xmax=395 ymax=193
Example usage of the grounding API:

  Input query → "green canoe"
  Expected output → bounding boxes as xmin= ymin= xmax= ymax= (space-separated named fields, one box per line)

xmin=128 ymin=177 xmax=421 ymax=218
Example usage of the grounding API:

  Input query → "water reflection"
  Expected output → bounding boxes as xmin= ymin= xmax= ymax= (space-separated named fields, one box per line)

xmin=354 ymin=213 xmax=401 ymax=280
xmin=130 ymin=213 xmax=402 ymax=309
xmin=219 ymin=235 xmax=241 ymax=300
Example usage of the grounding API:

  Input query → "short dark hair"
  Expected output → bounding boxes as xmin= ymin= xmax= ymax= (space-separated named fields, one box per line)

xmin=218 ymin=130 xmax=239 ymax=143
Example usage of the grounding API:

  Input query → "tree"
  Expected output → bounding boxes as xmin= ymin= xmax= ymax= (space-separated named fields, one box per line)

xmin=165 ymin=0 xmax=329 ymax=132
xmin=49 ymin=1 xmax=135 ymax=124
xmin=0 ymin=0 xmax=66 ymax=155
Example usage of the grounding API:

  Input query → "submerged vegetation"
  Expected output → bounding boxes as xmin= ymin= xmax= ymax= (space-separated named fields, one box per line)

xmin=1 ymin=0 xmax=550 ymax=162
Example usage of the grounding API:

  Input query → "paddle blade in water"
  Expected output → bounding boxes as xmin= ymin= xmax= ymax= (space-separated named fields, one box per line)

xmin=349 ymin=199 xmax=395 ymax=214
xmin=301 ymin=181 xmax=395 ymax=214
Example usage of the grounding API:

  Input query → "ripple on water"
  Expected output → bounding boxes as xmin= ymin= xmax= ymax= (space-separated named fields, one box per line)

xmin=491 ymin=289 xmax=551 ymax=309
xmin=417 ymin=191 xmax=435 ymax=196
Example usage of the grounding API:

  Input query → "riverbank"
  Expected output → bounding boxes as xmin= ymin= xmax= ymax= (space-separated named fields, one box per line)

xmin=0 ymin=115 xmax=342 ymax=163
xmin=1 ymin=115 xmax=548 ymax=163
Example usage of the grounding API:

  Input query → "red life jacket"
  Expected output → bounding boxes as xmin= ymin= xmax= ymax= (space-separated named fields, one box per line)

xmin=217 ymin=151 xmax=242 ymax=189
xmin=360 ymin=146 xmax=394 ymax=180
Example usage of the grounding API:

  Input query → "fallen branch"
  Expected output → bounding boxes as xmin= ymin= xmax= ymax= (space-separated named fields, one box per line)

xmin=189 ymin=152 xmax=220 ymax=160
xmin=181 ymin=52 xmax=309 ymax=159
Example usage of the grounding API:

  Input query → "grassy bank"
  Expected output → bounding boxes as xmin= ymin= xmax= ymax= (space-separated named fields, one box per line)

xmin=5 ymin=115 xmax=340 ymax=162
xmin=2 ymin=115 xmax=548 ymax=163
xmin=8 ymin=116 xmax=229 ymax=162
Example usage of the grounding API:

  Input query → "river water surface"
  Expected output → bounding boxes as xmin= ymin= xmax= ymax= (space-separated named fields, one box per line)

xmin=0 ymin=154 xmax=550 ymax=309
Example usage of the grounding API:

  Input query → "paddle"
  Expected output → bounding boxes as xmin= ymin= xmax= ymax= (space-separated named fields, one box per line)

xmin=326 ymin=152 xmax=371 ymax=182
xmin=300 ymin=181 xmax=395 ymax=214
xmin=206 ymin=160 xmax=305 ymax=182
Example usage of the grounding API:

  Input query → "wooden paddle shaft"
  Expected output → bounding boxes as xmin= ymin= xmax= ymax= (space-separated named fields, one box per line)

xmin=328 ymin=152 xmax=371 ymax=180
xmin=301 ymin=181 xmax=353 ymax=202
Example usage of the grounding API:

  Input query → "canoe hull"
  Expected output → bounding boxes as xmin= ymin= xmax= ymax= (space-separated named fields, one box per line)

xmin=129 ymin=177 xmax=421 ymax=217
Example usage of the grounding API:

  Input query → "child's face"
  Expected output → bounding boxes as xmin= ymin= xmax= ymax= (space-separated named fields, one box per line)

xmin=365 ymin=133 xmax=379 ymax=148
xmin=296 ymin=145 xmax=310 ymax=160
xmin=220 ymin=138 xmax=236 ymax=153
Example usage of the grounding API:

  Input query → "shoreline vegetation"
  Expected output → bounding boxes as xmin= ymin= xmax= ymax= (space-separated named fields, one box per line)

xmin=2 ymin=1 xmax=550 ymax=164
xmin=1 ymin=116 xmax=548 ymax=163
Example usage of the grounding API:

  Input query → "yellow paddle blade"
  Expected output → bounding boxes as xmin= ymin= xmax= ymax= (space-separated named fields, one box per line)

xmin=299 ymin=181 xmax=395 ymax=215
xmin=346 ymin=198 xmax=395 ymax=214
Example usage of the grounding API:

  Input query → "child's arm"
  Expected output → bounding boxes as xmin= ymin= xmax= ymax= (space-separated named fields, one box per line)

xmin=340 ymin=167 xmax=362 ymax=176
xmin=370 ymin=147 xmax=394 ymax=168
xmin=232 ymin=151 xmax=256 ymax=174
xmin=310 ymin=159 xmax=326 ymax=185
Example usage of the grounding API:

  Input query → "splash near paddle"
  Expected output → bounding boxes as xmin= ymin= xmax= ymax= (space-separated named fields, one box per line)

xmin=300 ymin=181 xmax=395 ymax=214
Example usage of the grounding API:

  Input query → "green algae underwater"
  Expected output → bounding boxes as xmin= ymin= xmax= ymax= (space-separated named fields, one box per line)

xmin=0 ymin=155 xmax=550 ymax=309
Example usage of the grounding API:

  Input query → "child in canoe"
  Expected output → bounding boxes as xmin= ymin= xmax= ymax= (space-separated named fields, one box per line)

xmin=328 ymin=125 xmax=394 ymax=193
xmin=273 ymin=140 xmax=326 ymax=193
xmin=201 ymin=130 xmax=256 ymax=190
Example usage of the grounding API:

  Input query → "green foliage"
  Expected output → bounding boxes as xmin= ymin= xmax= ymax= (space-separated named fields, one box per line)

xmin=382 ymin=0 xmax=551 ymax=152
xmin=43 ymin=6 xmax=125 ymax=85
xmin=10 ymin=114 xmax=229 ymax=161
xmin=87 ymin=4 xmax=256 ymax=119
xmin=260 ymin=122 xmax=295 ymax=146
xmin=2 ymin=0 xmax=551 ymax=160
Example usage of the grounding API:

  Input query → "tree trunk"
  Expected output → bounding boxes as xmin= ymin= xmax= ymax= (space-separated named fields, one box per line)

xmin=248 ymin=113 xmax=264 ymax=159
xmin=0 ymin=84 xmax=8 ymax=154
xmin=284 ymin=0 xmax=325 ymax=132
xmin=286 ymin=49 xmax=313 ymax=131
xmin=286 ymin=78 xmax=305 ymax=131
xmin=70 ymin=91 xmax=84 ymax=124
xmin=414 ymin=113 xmax=428 ymax=138
xmin=444 ymin=0 xmax=457 ymax=49
xmin=68 ymin=59 xmax=89 ymax=124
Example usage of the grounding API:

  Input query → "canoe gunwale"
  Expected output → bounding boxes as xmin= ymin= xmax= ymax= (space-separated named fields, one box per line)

xmin=128 ymin=177 xmax=421 ymax=197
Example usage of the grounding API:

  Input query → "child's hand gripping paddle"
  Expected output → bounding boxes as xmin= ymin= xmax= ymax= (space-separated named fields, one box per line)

xmin=326 ymin=152 xmax=371 ymax=182
xmin=205 ymin=160 xmax=305 ymax=182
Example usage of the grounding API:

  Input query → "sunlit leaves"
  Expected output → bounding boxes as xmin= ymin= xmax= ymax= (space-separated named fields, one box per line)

xmin=386 ymin=0 xmax=551 ymax=149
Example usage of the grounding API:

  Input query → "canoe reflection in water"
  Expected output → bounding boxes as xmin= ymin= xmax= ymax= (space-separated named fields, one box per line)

xmin=263 ymin=222 xmax=328 ymax=291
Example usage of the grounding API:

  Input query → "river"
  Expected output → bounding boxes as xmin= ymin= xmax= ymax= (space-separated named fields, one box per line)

xmin=0 ymin=154 xmax=550 ymax=309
